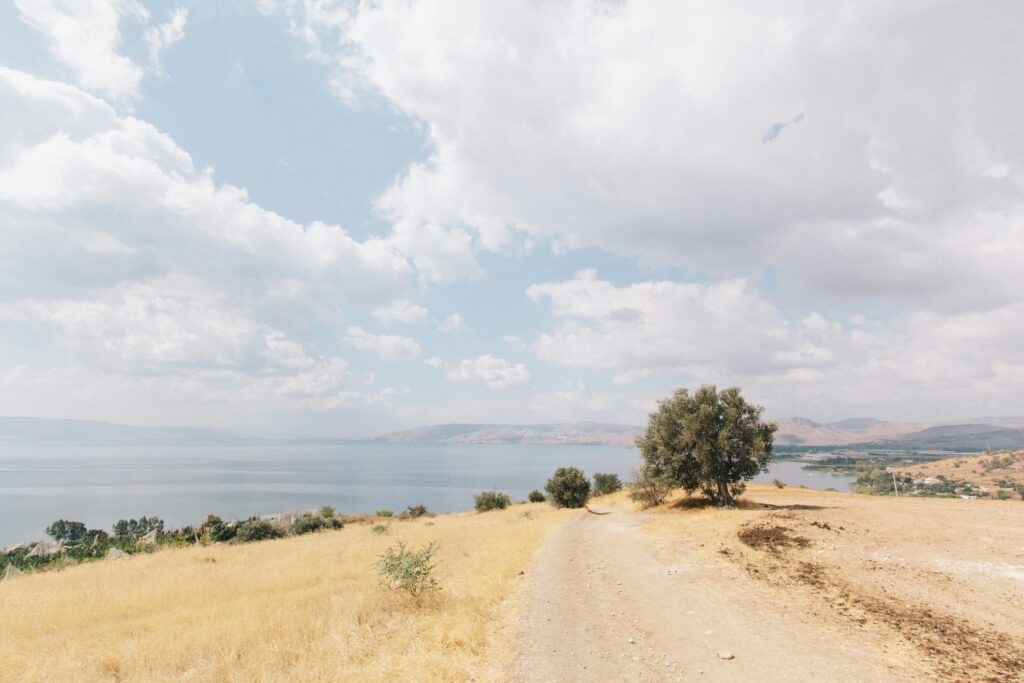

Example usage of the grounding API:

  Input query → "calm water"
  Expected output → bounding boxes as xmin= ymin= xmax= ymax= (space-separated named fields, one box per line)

xmin=0 ymin=443 xmax=855 ymax=545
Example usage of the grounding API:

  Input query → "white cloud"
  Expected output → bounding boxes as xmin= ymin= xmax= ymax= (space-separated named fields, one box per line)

xmin=14 ymin=1 xmax=189 ymax=104
xmin=145 ymin=7 xmax=188 ymax=73
xmin=0 ymin=68 xmax=417 ymax=423
xmin=371 ymin=299 xmax=429 ymax=325
xmin=273 ymin=1 xmax=1024 ymax=316
xmin=438 ymin=312 xmax=465 ymax=332
xmin=448 ymin=354 xmax=531 ymax=390
xmin=527 ymin=269 xmax=832 ymax=376
xmin=423 ymin=356 xmax=443 ymax=368
xmin=343 ymin=326 xmax=421 ymax=360
xmin=502 ymin=335 xmax=525 ymax=349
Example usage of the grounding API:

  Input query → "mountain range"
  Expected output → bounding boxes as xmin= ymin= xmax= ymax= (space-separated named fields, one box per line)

xmin=3 ymin=416 xmax=1023 ymax=450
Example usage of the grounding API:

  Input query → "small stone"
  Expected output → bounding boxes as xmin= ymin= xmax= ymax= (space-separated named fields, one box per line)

xmin=717 ymin=650 xmax=735 ymax=660
xmin=628 ymin=638 xmax=636 ymax=644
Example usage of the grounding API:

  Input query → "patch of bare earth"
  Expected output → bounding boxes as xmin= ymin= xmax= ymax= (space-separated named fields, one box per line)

xmin=643 ymin=485 xmax=1024 ymax=682
xmin=509 ymin=496 xmax=906 ymax=682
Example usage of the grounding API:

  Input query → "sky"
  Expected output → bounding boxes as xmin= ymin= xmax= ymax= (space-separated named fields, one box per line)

xmin=1 ymin=1 xmax=1022 ymax=437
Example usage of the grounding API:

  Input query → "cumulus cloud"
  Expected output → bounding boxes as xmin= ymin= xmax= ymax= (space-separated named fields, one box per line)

xmin=371 ymin=299 xmax=429 ymax=325
xmin=145 ymin=7 xmax=188 ymax=73
xmin=438 ymin=312 xmax=465 ymax=332
xmin=0 ymin=67 xmax=415 ymax=421
xmin=273 ymin=0 xmax=1024 ymax=315
xmin=448 ymin=354 xmax=531 ymax=390
xmin=343 ymin=326 xmax=421 ymax=360
xmin=15 ymin=1 xmax=188 ymax=104
xmin=527 ymin=270 xmax=832 ymax=376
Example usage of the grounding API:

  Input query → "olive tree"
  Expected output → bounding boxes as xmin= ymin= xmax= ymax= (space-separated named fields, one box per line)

xmin=636 ymin=385 xmax=777 ymax=507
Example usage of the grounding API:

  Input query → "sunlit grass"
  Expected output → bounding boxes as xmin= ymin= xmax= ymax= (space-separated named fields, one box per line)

xmin=0 ymin=503 xmax=572 ymax=682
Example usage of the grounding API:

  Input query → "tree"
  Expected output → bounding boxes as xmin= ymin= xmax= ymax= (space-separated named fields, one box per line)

xmin=46 ymin=519 xmax=87 ymax=543
xmin=113 ymin=516 xmax=165 ymax=541
xmin=544 ymin=467 xmax=591 ymax=508
xmin=636 ymin=385 xmax=777 ymax=507
xmin=592 ymin=472 xmax=623 ymax=496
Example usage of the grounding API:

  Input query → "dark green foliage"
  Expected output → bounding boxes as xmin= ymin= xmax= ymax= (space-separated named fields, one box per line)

xmin=592 ymin=472 xmax=623 ymax=496
xmin=234 ymin=519 xmax=284 ymax=543
xmin=203 ymin=515 xmax=236 ymax=542
xmin=319 ymin=505 xmax=336 ymax=519
xmin=375 ymin=541 xmax=441 ymax=597
xmin=527 ymin=490 xmax=546 ymax=503
xmin=400 ymin=504 xmax=430 ymax=519
xmin=45 ymin=519 xmax=88 ymax=543
xmin=292 ymin=514 xmax=327 ymax=535
xmin=636 ymin=385 xmax=777 ymax=507
xmin=544 ymin=467 xmax=591 ymax=508
xmin=113 ymin=516 xmax=164 ymax=541
xmin=474 ymin=490 xmax=512 ymax=512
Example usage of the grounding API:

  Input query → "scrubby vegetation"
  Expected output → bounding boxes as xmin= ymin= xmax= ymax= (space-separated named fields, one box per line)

xmin=545 ymin=466 xmax=591 ymax=508
xmin=528 ymin=489 xmax=546 ymax=503
xmin=628 ymin=465 xmax=672 ymax=509
xmin=474 ymin=490 xmax=512 ymax=512
xmin=592 ymin=472 xmax=623 ymax=496
xmin=1 ymin=504 xmax=353 ymax=576
xmin=375 ymin=541 xmax=441 ymax=597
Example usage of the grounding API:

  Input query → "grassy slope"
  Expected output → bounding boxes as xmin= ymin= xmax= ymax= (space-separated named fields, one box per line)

xmin=0 ymin=504 xmax=572 ymax=683
xmin=896 ymin=449 xmax=1024 ymax=491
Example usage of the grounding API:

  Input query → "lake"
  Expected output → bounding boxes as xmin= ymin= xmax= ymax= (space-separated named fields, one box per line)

xmin=0 ymin=443 xmax=856 ymax=545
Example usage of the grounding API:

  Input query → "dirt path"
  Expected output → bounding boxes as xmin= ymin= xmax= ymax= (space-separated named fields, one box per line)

xmin=508 ymin=504 xmax=904 ymax=682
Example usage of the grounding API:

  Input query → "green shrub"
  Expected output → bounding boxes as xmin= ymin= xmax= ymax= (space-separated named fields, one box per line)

xmin=399 ymin=504 xmax=430 ymax=519
xmin=376 ymin=509 xmax=394 ymax=518
xmin=375 ymin=541 xmax=441 ymax=597
xmin=592 ymin=472 xmax=623 ymax=496
xmin=628 ymin=466 xmax=672 ymax=509
xmin=235 ymin=519 xmax=284 ymax=543
xmin=544 ymin=467 xmax=591 ymax=508
xmin=474 ymin=490 xmax=512 ymax=512
xmin=371 ymin=523 xmax=389 ymax=535
xmin=319 ymin=505 xmax=336 ymax=519
xmin=292 ymin=514 xmax=327 ymax=535
xmin=527 ymin=490 xmax=546 ymax=503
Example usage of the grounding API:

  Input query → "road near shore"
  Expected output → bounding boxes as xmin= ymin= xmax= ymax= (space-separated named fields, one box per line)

xmin=508 ymin=504 xmax=901 ymax=683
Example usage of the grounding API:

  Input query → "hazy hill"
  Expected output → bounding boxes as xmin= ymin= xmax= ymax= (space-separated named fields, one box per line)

xmin=773 ymin=417 xmax=927 ymax=446
xmin=0 ymin=417 xmax=230 ymax=442
xmin=369 ymin=422 xmax=642 ymax=446
xmin=884 ymin=424 xmax=1024 ymax=451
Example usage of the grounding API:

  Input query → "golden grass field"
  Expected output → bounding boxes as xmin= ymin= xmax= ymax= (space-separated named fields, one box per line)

xmin=0 ymin=504 xmax=572 ymax=683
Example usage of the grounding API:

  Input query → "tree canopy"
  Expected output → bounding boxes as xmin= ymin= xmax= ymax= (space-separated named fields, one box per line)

xmin=636 ymin=385 xmax=777 ymax=506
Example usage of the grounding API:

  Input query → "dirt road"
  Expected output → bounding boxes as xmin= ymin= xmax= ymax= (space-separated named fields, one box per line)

xmin=508 ymin=503 xmax=906 ymax=682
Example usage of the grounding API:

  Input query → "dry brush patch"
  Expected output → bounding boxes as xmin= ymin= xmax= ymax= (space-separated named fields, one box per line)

xmin=0 ymin=504 xmax=572 ymax=683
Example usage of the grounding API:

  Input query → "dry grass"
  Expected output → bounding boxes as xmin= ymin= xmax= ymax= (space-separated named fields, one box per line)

xmin=0 ymin=503 xmax=572 ymax=682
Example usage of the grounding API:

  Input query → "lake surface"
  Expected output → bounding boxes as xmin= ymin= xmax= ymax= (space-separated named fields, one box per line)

xmin=0 ymin=443 xmax=856 ymax=545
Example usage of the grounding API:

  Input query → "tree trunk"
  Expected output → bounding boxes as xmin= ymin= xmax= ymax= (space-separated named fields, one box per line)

xmin=716 ymin=476 xmax=733 ymax=507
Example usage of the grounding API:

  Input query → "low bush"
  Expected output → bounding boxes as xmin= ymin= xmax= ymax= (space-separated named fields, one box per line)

xmin=235 ymin=519 xmax=284 ymax=543
xmin=320 ymin=505 xmax=335 ymax=519
xmin=376 ymin=509 xmax=393 ymax=518
xmin=399 ymin=505 xmax=430 ymax=519
xmin=375 ymin=541 xmax=441 ymax=597
xmin=628 ymin=466 xmax=672 ymax=509
xmin=474 ymin=490 xmax=512 ymax=512
xmin=544 ymin=467 xmax=590 ymax=508
xmin=527 ymin=490 xmax=546 ymax=503
xmin=592 ymin=472 xmax=623 ymax=496
xmin=371 ymin=523 xmax=389 ymax=535
xmin=292 ymin=514 xmax=327 ymax=535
